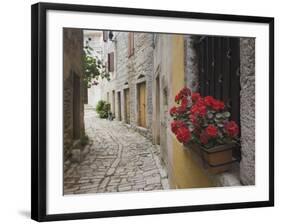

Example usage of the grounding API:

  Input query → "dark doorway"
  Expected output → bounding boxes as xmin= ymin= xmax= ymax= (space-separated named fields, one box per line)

xmin=112 ymin=90 xmax=115 ymax=116
xmin=117 ymin=91 xmax=121 ymax=121
xmin=137 ymin=82 xmax=146 ymax=128
xmin=155 ymin=76 xmax=160 ymax=145
xmin=124 ymin=88 xmax=130 ymax=124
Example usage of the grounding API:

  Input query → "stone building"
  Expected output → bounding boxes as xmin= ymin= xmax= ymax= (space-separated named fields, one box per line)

xmin=100 ymin=31 xmax=154 ymax=139
xmin=97 ymin=30 xmax=255 ymax=188
xmin=63 ymin=28 xmax=85 ymax=160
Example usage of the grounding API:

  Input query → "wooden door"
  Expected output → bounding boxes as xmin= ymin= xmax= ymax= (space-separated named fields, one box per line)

xmin=124 ymin=88 xmax=130 ymax=124
xmin=138 ymin=82 xmax=146 ymax=128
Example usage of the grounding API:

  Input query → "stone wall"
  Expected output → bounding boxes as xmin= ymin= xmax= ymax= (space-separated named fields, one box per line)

xmin=127 ymin=32 xmax=154 ymax=138
xmin=63 ymin=28 xmax=85 ymax=160
xmin=239 ymin=38 xmax=255 ymax=185
xmin=100 ymin=31 xmax=154 ymax=139
xmin=114 ymin=32 xmax=129 ymax=121
xmin=184 ymin=36 xmax=199 ymax=92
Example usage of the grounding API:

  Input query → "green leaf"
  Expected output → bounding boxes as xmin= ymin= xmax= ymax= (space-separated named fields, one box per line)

xmin=207 ymin=112 xmax=213 ymax=119
xmin=223 ymin=111 xmax=231 ymax=118
xmin=216 ymin=113 xmax=222 ymax=119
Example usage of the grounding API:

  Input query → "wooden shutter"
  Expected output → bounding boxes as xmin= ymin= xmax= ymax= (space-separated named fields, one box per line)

xmin=197 ymin=36 xmax=241 ymax=160
xmin=103 ymin=31 xmax=108 ymax=42
xmin=108 ymin=52 xmax=114 ymax=72
xmin=197 ymin=36 xmax=240 ymax=126
xmin=128 ymin=32 xmax=134 ymax=57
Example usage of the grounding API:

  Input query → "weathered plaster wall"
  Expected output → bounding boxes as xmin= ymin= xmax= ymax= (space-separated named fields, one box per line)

xmin=152 ymin=34 xmax=173 ymax=169
xmin=239 ymin=37 xmax=255 ymax=185
xmin=168 ymin=35 xmax=214 ymax=189
xmin=63 ymin=28 xmax=84 ymax=159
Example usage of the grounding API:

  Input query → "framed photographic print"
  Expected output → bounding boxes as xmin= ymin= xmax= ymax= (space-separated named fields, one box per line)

xmin=31 ymin=2 xmax=274 ymax=222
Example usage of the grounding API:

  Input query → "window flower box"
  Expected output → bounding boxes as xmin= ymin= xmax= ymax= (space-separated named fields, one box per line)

xmin=170 ymin=87 xmax=240 ymax=174
xmin=185 ymin=142 xmax=239 ymax=174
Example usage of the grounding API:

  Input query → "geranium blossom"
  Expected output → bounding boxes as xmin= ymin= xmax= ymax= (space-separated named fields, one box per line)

xmin=176 ymin=126 xmax=191 ymax=143
xmin=224 ymin=121 xmax=239 ymax=137
xmin=171 ymin=120 xmax=186 ymax=134
xmin=169 ymin=106 xmax=177 ymax=116
xmin=206 ymin=125 xmax=218 ymax=138
xmin=170 ymin=87 xmax=240 ymax=147
xmin=191 ymin=92 xmax=201 ymax=102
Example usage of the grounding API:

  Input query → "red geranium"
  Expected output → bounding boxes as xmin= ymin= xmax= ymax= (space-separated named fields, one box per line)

xmin=171 ymin=120 xmax=186 ymax=134
xmin=175 ymin=93 xmax=181 ymax=102
xmin=224 ymin=121 xmax=239 ymax=137
xmin=180 ymin=87 xmax=191 ymax=97
xmin=169 ymin=106 xmax=177 ymax=116
xmin=204 ymin=96 xmax=224 ymax=110
xmin=204 ymin=96 xmax=215 ymax=107
xmin=198 ymin=105 xmax=207 ymax=117
xmin=212 ymin=100 xmax=225 ymax=111
xmin=191 ymin=104 xmax=207 ymax=117
xmin=175 ymin=87 xmax=192 ymax=103
xmin=189 ymin=114 xmax=197 ymax=124
xmin=177 ymin=106 xmax=186 ymax=114
xmin=206 ymin=124 xmax=218 ymax=138
xmin=181 ymin=97 xmax=188 ymax=108
xmin=170 ymin=88 xmax=239 ymax=147
xmin=176 ymin=126 xmax=191 ymax=143
xmin=191 ymin=92 xmax=201 ymax=102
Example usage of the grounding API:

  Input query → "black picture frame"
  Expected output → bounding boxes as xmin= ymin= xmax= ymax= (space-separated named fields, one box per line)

xmin=31 ymin=2 xmax=274 ymax=222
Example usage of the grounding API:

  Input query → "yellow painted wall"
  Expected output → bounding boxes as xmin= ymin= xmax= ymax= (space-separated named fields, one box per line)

xmin=170 ymin=35 xmax=214 ymax=189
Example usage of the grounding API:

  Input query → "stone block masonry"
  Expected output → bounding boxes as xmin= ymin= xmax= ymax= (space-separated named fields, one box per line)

xmin=63 ymin=28 xmax=85 ymax=160
xmin=239 ymin=38 xmax=255 ymax=185
xmin=100 ymin=31 xmax=155 ymax=140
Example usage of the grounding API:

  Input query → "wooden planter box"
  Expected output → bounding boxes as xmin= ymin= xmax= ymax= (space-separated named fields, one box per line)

xmin=186 ymin=143 xmax=239 ymax=174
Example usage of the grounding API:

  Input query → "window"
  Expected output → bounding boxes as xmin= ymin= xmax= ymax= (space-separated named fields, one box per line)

xmin=107 ymin=52 xmax=114 ymax=72
xmin=196 ymin=36 xmax=241 ymax=159
xmin=197 ymin=36 xmax=241 ymax=126
xmin=128 ymin=32 xmax=134 ymax=57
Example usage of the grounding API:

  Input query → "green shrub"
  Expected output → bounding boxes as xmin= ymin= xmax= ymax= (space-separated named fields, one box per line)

xmin=95 ymin=100 xmax=110 ymax=118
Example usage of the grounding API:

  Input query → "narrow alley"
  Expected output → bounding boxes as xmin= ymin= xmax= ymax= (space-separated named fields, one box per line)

xmin=64 ymin=105 xmax=169 ymax=194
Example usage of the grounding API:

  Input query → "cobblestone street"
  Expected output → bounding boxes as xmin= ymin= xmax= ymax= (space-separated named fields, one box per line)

xmin=64 ymin=105 xmax=169 ymax=195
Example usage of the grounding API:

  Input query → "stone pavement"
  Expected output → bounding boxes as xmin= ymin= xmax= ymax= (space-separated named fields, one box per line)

xmin=64 ymin=105 xmax=169 ymax=195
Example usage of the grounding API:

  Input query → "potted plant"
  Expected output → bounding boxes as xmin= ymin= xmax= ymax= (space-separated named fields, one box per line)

xmin=170 ymin=87 xmax=240 ymax=174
